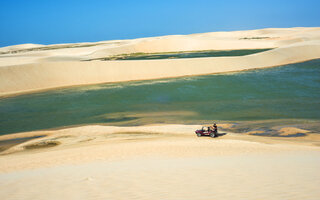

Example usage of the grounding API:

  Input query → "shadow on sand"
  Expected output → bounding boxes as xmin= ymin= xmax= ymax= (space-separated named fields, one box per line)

xmin=198 ymin=132 xmax=227 ymax=138
xmin=216 ymin=132 xmax=227 ymax=137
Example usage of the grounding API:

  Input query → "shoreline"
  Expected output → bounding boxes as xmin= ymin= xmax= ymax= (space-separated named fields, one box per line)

xmin=1 ymin=123 xmax=319 ymax=154
xmin=1 ymin=27 xmax=320 ymax=97
xmin=1 ymin=57 xmax=320 ymax=99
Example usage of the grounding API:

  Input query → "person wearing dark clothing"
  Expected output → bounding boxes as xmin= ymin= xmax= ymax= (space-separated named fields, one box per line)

xmin=213 ymin=123 xmax=218 ymax=133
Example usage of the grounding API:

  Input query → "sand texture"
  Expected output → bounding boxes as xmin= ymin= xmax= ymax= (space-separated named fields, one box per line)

xmin=1 ymin=28 xmax=320 ymax=199
xmin=0 ymin=124 xmax=320 ymax=200
xmin=1 ymin=27 xmax=320 ymax=96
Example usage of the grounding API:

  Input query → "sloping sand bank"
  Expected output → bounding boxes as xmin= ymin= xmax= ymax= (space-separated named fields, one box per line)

xmin=0 ymin=27 xmax=320 ymax=96
xmin=0 ymin=124 xmax=319 ymax=200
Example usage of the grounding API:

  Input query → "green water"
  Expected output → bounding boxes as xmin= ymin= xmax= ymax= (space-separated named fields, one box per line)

xmin=96 ymin=49 xmax=272 ymax=60
xmin=1 ymin=59 xmax=320 ymax=135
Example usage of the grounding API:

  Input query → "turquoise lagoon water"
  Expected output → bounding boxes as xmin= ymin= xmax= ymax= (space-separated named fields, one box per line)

xmin=0 ymin=59 xmax=320 ymax=135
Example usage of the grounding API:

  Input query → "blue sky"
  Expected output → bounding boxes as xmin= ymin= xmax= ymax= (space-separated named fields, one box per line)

xmin=0 ymin=0 xmax=319 ymax=47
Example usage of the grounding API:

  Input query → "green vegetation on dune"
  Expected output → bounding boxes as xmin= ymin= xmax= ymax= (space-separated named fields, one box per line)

xmin=0 ymin=43 xmax=106 ymax=55
xmin=240 ymin=37 xmax=271 ymax=40
xmin=86 ymin=48 xmax=273 ymax=61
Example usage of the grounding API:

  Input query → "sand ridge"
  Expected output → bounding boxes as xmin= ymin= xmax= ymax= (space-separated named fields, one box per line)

xmin=0 ymin=27 xmax=320 ymax=96
xmin=1 ymin=27 xmax=320 ymax=200
xmin=0 ymin=124 xmax=319 ymax=169
xmin=0 ymin=124 xmax=319 ymax=200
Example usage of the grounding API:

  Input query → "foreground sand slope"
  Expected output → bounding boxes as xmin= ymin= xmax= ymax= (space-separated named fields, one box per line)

xmin=0 ymin=27 xmax=320 ymax=96
xmin=1 ymin=124 xmax=319 ymax=170
xmin=0 ymin=124 xmax=319 ymax=200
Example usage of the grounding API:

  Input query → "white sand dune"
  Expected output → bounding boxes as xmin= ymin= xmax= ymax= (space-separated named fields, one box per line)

xmin=2 ymin=153 xmax=319 ymax=200
xmin=0 ymin=27 xmax=320 ymax=96
xmin=0 ymin=124 xmax=319 ymax=200
xmin=0 ymin=43 xmax=45 ymax=53
xmin=1 ymin=27 xmax=320 ymax=200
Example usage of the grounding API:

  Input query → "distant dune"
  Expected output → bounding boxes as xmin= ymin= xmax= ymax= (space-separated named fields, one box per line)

xmin=1 ymin=27 xmax=320 ymax=200
xmin=0 ymin=27 xmax=320 ymax=96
